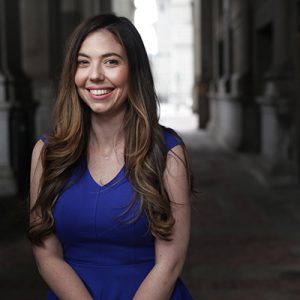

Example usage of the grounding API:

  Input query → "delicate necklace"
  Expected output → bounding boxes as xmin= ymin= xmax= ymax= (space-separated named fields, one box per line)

xmin=103 ymin=154 xmax=110 ymax=160
xmin=102 ymin=148 xmax=114 ymax=160
xmin=101 ymin=137 xmax=119 ymax=160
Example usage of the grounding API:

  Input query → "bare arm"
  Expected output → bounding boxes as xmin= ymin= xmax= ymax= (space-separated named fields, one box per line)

xmin=133 ymin=145 xmax=191 ymax=300
xmin=30 ymin=140 xmax=93 ymax=300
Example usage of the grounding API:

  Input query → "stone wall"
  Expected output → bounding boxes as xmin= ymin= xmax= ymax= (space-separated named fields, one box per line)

xmin=0 ymin=0 xmax=115 ymax=195
xmin=197 ymin=0 xmax=300 ymax=185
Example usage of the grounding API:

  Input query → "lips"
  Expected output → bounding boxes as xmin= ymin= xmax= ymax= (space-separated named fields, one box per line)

xmin=86 ymin=87 xmax=114 ymax=99
xmin=89 ymin=88 xmax=113 ymax=96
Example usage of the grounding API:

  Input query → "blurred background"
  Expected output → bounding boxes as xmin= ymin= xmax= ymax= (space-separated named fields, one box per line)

xmin=0 ymin=0 xmax=300 ymax=299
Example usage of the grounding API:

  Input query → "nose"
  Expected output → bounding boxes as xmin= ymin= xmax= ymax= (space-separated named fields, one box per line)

xmin=89 ymin=64 xmax=105 ymax=81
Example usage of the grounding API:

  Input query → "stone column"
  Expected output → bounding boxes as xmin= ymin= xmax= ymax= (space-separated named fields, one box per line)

xmin=61 ymin=0 xmax=81 ymax=44
xmin=208 ymin=0 xmax=221 ymax=135
xmin=0 ymin=76 xmax=16 ymax=196
xmin=80 ymin=0 xmax=112 ymax=18
xmin=230 ymin=0 xmax=250 ymax=96
xmin=192 ymin=0 xmax=201 ymax=114
xmin=295 ymin=0 xmax=300 ymax=179
xmin=0 ymin=0 xmax=36 ymax=195
xmin=222 ymin=0 xmax=251 ymax=149
xmin=20 ymin=0 xmax=61 ymax=139
xmin=209 ymin=0 xmax=246 ymax=150
xmin=259 ymin=0 xmax=293 ymax=157
xmin=256 ymin=0 xmax=297 ymax=185
xmin=219 ymin=0 xmax=231 ymax=93
xmin=216 ymin=0 xmax=240 ymax=149
xmin=193 ymin=0 xmax=212 ymax=129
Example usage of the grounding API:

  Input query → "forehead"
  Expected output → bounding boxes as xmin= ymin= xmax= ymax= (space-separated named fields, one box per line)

xmin=78 ymin=29 xmax=125 ymax=56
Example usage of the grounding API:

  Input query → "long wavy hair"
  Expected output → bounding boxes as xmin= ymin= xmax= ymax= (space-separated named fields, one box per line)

xmin=28 ymin=14 xmax=192 ymax=245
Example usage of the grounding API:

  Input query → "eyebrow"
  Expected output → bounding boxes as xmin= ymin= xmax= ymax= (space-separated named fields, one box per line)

xmin=77 ymin=52 xmax=124 ymax=59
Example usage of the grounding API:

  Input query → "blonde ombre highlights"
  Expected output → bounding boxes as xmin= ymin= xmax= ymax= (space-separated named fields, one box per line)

xmin=28 ymin=14 xmax=192 ymax=245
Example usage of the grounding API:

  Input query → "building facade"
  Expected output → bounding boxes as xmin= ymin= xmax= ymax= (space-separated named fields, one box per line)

xmin=0 ymin=0 xmax=299 ymax=196
xmin=194 ymin=0 xmax=300 ymax=185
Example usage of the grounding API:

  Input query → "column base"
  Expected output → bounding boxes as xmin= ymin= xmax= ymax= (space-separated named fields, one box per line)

xmin=208 ymin=92 xmax=242 ymax=150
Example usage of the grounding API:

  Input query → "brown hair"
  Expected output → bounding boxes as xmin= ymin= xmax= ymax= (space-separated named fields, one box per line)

xmin=28 ymin=14 xmax=192 ymax=245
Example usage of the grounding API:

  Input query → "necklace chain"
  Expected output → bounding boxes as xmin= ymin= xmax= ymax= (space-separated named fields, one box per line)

xmin=101 ymin=138 xmax=120 ymax=160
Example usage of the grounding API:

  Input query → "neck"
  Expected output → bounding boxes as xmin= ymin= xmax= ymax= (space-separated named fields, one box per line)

xmin=89 ymin=109 xmax=125 ymax=149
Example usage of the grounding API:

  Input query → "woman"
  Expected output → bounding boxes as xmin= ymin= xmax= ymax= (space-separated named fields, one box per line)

xmin=28 ymin=14 xmax=193 ymax=300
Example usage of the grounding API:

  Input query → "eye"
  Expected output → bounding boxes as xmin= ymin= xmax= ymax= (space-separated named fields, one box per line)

xmin=105 ymin=59 xmax=119 ymax=66
xmin=77 ymin=59 xmax=89 ymax=67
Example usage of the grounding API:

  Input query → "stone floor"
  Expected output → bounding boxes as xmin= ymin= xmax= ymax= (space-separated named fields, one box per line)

xmin=1 ymin=130 xmax=300 ymax=300
xmin=182 ymin=130 xmax=300 ymax=300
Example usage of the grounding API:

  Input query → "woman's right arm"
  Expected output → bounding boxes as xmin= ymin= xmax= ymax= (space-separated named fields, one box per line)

xmin=30 ymin=140 xmax=93 ymax=300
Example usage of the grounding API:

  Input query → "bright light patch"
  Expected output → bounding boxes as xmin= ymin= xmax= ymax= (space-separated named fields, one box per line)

xmin=134 ymin=0 xmax=158 ymax=55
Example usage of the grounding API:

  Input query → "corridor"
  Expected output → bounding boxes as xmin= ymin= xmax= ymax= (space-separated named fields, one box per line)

xmin=1 ymin=130 xmax=300 ymax=300
xmin=183 ymin=130 xmax=300 ymax=300
xmin=0 ymin=0 xmax=299 ymax=299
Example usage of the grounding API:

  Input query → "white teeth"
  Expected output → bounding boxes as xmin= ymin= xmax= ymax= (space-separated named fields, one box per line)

xmin=90 ymin=89 xmax=111 ymax=96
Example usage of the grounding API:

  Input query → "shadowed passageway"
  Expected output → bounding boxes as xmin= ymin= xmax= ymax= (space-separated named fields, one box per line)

xmin=183 ymin=131 xmax=300 ymax=300
xmin=0 ymin=1 xmax=299 ymax=299
xmin=1 ymin=131 xmax=300 ymax=300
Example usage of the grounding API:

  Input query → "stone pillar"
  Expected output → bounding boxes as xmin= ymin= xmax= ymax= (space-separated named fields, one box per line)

xmin=0 ymin=2 xmax=16 ymax=196
xmin=208 ymin=0 xmax=221 ymax=135
xmin=230 ymin=0 xmax=250 ymax=95
xmin=0 ymin=0 xmax=36 ymax=195
xmin=295 ymin=0 xmax=300 ymax=179
xmin=80 ymin=0 xmax=112 ymax=18
xmin=61 ymin=0 xmax=81 ymax=44
xmin=193 ymin=0 xmax=212 ymax=129
xmin=61 ymin=0 xmax=114 ymax=44
xmin=256 ymin=0 xmax=297 ymax=185
xmin=100 ymin=0 xmax=112 ymax=13
xmin=219 ymin=0 xmax=231 ymax=93
xmin=0 ymin=77 xmax=16 ymax=196
xmin=223 ymin=0 xmax=251 ymax=150
xmin=259 ymin=1 xmax=293 ymax=157
xmin=192 ymin=0 xmax=201 ymax=114
xmin=20 ymin=0 xmax=61 ymax=139
xmin=209 ymin=0 xmax=245 ymax=150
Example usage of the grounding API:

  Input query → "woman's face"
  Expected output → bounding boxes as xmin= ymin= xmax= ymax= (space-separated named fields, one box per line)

xmin=75 ymin=29 xmax=129 ymax=117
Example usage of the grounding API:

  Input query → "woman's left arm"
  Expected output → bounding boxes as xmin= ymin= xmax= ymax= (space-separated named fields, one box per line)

xmin=133 ymin=144 xmax=191 ymax=300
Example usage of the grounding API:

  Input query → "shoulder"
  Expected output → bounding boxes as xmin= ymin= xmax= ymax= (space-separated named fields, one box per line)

xmin=38 ymin=133 xmax=48 ymax=144
xmin=31 ymin=134 xmax=48 ymax=172
xmin=30 ymin=139 xmax=46 ymax=207
xmin=161 ymin=126 xmax=183 ymax=151
xmin=32 ymin=134 xmax=48 ymax=157
xmin=32 ymin=139 xmax=45 ymax=159
xmin=161 ymin=127 xmax=187 ymax=180
xmin=30 ymin=139 xmax=45 ymax=179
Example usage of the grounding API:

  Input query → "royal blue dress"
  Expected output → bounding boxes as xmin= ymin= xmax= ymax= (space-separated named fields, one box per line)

xmin=46 ymin=129 xmax=193 ymax=300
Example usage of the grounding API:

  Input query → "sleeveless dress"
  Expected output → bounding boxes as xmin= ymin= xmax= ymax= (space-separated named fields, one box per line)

xmin=46 ymin=128 xmax=193 ymax=300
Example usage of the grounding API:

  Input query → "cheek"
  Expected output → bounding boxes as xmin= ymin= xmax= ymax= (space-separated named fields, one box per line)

xmin=74 ymin=70 xmax=85 ymax=88
xmin=111 ymin=68 xmax=129 ymax=87
xmin=119 ymin=74 xmax=129 ymax=91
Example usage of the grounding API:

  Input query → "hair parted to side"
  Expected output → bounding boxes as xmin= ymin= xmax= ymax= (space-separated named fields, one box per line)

xmin=28 ymin=14 xmax=192 ymax=245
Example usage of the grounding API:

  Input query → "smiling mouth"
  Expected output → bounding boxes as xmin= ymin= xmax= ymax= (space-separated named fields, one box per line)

xmin=89 ymin=89 xmax=113 ymax=96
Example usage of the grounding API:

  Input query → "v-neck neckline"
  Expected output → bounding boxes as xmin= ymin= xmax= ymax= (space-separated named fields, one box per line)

xmin=86 ymin=163 xmax=125 ymax=189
